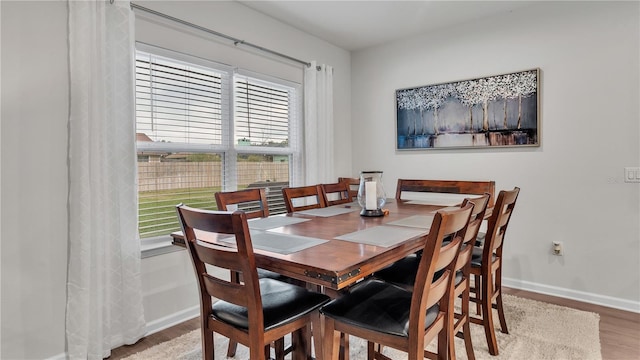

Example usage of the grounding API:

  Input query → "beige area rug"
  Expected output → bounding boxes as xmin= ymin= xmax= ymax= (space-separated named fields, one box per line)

xmin=123 ymin=294 xmax=601 ymax=360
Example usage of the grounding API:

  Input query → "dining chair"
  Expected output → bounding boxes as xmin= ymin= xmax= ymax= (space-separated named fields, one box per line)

xmin=395 ymin=179 xmax=496 ymax=207
xmin=338 ymin=177 xmax=360 ymax=201
xmin=215 ymin=188 xmax=287 ymax=357
xmin=469 ymin=187 xmax=520 ymax=356
xmin=320 ymin=181 xmax=352 ymax=206
xmin=373 ymin=194 xmax=490 ymax=360
xmin=215 ymin=188 xmax=270 ymax=218
xmin=282 ymin=185 xmax=326 ymax=212
xmin=320 ymin=203 xmax=475 ymax=360
xmin=176 ymin=205 xmax=330 ymax=360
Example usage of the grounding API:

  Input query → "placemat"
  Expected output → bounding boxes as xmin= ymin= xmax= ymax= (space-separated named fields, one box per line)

xmin=386 ymin=214 xmax=434 ymax=229
xmin=221 ymin=230 xmax=327 ymax=255
xmin=296 ymin=205 xmax=359 ymax=217
xmin=247 ymin=216 xmax=311 ymax=230
xmin=334 ymin=225 xmax=427 ymax=247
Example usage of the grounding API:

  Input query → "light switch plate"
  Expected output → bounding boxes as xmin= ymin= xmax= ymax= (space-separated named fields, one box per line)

xmin=624 ymin=167 xmax=640 ymax=183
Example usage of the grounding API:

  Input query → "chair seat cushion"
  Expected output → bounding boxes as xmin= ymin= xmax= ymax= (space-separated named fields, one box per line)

xmin=475 ymin=232 xmax=485 ymax=247
xmin=212 ymin=278 xmax=330 ymax=331
xmin=373 ymin=254 xmax=421 ymax=287
xmin=471 ymin=246 xmax=497 ymax=267
xmin=320 ymin=279 xmax=439 ymax=338
xmin=257 ymin=268 xmax=287 ymax=281
xmin=374 ymin=255 xmax=464 ymax=289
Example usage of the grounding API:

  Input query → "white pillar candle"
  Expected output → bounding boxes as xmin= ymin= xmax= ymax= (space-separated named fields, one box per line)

xmin=365 ymin=181 xmax=377 ymax=210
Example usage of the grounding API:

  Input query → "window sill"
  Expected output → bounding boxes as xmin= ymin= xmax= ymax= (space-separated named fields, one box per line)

xmin=141 ymin=235 xmax=184 ymax=259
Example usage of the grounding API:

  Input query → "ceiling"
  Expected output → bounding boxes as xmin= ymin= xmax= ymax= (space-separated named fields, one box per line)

xmin=238 ymin=1 xmax=537 ymax=51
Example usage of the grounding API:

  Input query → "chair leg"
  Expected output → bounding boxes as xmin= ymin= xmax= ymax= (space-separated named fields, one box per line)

xmin=437 ymin=325 xmax=448 ymax=360
xmin=227 ymin=270 xmax=240 ymax=357
xmin=323 ymin=317 xmax=341 ymax=360
xmin=264 ymin=344 xmax=272 ymax=360
xmin=457 ymin=282 xmax=475 ymax=360
xmin=227 ymin=340 xmax=238 ymax=357
xmin=312 ymin=312 xmax=324 ymax=360
xmin=367 ymin=341 xmax=375 ymax=360
xmin=274 ymin=337 xmax=286 ymax=360
xmin=462 ymin=321 xmax=475 ymax=360
xmin=203 ymin=328 xmax=214 ymax=360
xmin=481 ymin=272 xmax=499 ymax=356
xmin=294 ymin=327 xmax=311 ymax=360
xmin=340 ymin=333 xmax=350 ymax=360
xmin=474 ymin=274 xmax=482 ymax=316
xmin=495 ymin=267 xmax=509 ymax=334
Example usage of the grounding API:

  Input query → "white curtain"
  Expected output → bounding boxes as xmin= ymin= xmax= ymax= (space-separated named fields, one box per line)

xmin=304 ymin=61 xmax=334 ymax=184
xmin=66 ymin=1 xmax=145 ymax=359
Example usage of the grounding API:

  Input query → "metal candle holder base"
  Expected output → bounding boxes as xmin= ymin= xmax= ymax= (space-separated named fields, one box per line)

xmin=360 ymin=208 xmax=384 ymax=217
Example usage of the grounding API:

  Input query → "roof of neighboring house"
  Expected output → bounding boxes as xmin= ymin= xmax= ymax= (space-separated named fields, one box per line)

xmin=136 ymin=133 xmax=154 ymax=142
xmin=136 ymin=133 xmax=169 ymax=157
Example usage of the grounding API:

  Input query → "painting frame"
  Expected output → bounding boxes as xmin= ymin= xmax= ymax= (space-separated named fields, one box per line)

xmin=395 ymin=68 xmax=540 ymax=150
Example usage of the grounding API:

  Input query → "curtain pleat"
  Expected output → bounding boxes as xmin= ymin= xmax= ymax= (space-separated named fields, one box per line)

xmin=304 ymin=61 xmax=334 ymax=185
xmin=66 ymin=1 xmax=145 ymax=359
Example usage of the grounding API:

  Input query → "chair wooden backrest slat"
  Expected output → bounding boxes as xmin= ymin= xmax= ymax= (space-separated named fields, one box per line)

xmin=395 ymin=179 xmax=496 ymax=207
xmin=338 ymin=177 xmax=360 ymax=201
xmin=282 ymin=185 xmax=326 ymax=212
xmin=215 ymin=188 xmax=270 ymax=219
xmin=320 ymin=182 xmax=352 ymax=206
xmin=485 ymin=187 xmax=520 ymax=254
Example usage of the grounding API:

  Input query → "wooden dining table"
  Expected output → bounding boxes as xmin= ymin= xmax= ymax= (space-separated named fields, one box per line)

xmin=171 ymin=199 xmax=456 ymax=298
xmin=171 ymin=197 xmax=485 ymax=359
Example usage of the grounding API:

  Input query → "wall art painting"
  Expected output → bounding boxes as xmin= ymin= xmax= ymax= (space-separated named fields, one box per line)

xmin=396 ymin=69 xmax=539 ymax=150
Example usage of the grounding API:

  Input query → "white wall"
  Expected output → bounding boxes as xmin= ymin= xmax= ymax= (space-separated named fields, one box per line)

xmin=0 ymin=1 xmax=351 ymax=358
xmin=3 ymin=0 xmax=638 ymax=358
xmin=351 ymin=1 xmax=640 ymax=309
xmin=1 ymin=1 xmax=69 ymax=359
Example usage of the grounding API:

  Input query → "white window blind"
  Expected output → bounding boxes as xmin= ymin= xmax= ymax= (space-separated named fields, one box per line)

xmin=136 ymin=51 xmax=226 ymax=145
xmin=235 ymin=76 xmax=290 ymax=147
xmin=135 ymin=45 xmax=300 ymax=240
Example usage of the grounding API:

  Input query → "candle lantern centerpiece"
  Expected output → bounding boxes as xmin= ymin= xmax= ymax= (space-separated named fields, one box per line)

xmin=357 ymin=171 xmax=386 ymax=217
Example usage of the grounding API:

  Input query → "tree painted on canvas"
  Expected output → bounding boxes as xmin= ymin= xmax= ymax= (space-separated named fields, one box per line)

xmin=396 ymin=88 xmax=420 ymax=137
xmin=455 ymin=79 xmax=480 ymax=131
xmin=513 ymin=70 xmax=537 ymax=129
xmin=396 ymin=69 xmax=538 ymax=149
xmin=421 ymin=83 xmax=454 ymax=135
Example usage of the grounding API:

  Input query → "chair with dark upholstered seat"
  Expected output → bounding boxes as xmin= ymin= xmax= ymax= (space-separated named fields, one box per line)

xmin=469 ymin=187 xmax=520 ymax=356
xmin=215 ymin=188 xmax=283 ymax=282
xmin=373 ymin=194 xmax=490 ymax=360
xmin=176 ymin=205 xmax=330 ymax=360
xmin=215 ymin=188 xmax=289 ymax=357
xmin=320 ymin=203 xmax=474 ymax=360
xmin=320 ymin=181 xmax=352 ymax=206
xmin=282 ymin=185 xmax=326 ymax=213
xmin=215 ymin=187 xmax=270 ymax=218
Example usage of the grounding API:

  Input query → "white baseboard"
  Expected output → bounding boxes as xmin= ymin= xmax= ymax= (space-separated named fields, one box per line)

xmin=503 ymin=277 xmax=640 ymax=313
xmin=144 ymin=305 xmax=200 ymax=335
xmin=46 ymin=306 xmax=200 ymax=360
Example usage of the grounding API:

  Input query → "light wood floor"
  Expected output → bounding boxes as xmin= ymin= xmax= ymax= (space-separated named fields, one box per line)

xmin=106 ymin=287 xmax=640 ymax=359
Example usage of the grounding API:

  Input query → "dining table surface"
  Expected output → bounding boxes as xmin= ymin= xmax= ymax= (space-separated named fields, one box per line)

xmin=171 ymin=197 xmax=478 ymax=298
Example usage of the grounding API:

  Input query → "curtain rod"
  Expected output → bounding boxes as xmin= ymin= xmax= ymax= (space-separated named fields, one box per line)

xmin=129 ymin=2 xmax=312 ymax=68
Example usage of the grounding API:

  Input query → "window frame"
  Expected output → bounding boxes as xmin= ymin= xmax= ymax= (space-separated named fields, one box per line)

xmin=135 ymin=43 xmax=302 ymax=252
